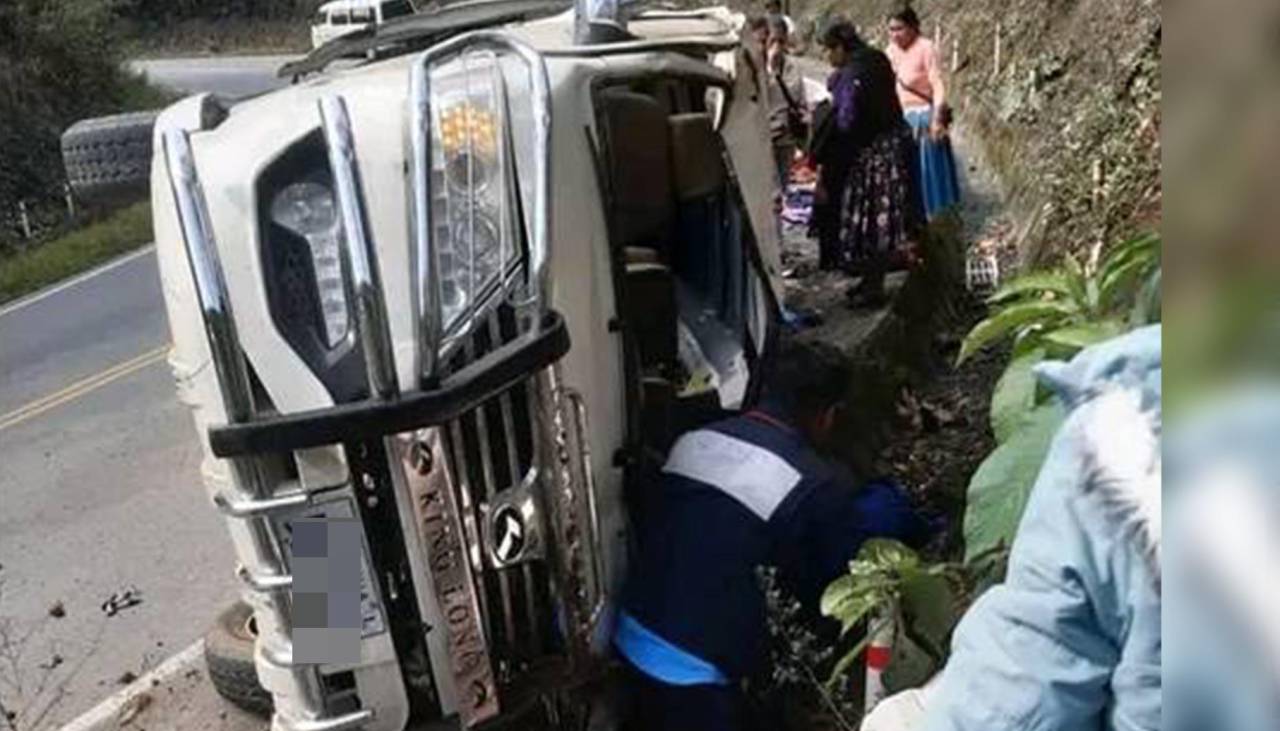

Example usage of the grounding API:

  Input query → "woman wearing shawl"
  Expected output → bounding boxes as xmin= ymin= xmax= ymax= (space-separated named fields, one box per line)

xmin=815 ymin=20 xmax=922 ymax=307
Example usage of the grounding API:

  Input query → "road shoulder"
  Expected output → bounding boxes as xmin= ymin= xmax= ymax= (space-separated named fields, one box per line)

xmin=60 ymin=641 xmax=268 ymax=731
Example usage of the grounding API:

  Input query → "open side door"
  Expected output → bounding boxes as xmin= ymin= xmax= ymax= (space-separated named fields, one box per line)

xmin=712 ymin=43 xmax=785 ymax=300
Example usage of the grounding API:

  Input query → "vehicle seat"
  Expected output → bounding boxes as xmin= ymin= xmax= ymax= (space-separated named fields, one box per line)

xmin=600 ymin=88 xmax=676 ymax=262
xmin=600 ymin=88 xmax=679 ymax=373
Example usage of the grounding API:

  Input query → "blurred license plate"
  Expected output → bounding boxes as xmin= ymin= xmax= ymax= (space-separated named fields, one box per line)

xmin=276 ymin=495 xmax=386 ymax=639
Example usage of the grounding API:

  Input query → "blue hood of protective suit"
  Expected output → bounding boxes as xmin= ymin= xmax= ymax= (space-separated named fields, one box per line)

xmin=924 ymin=325 xmax=1162 ymax=731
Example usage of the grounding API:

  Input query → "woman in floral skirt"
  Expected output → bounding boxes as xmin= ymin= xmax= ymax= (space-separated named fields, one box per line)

xmin=816 ymin=20 xmax=922 ymax=307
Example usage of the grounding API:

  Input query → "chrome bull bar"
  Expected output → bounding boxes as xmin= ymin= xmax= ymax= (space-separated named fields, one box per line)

xmin=166 ymin=30 xmax=604 ymax=731
xmin=162 ymin=129 xmax=373 ymax=731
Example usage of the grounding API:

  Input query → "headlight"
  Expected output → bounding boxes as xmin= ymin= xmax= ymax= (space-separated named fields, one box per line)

xmin=439 ymin=102 xmax=499 ymax=194
xmin=428 ymin=51 xmax=519 ymax=336
xmin=270 ymin=180 xmax=350 ymax=349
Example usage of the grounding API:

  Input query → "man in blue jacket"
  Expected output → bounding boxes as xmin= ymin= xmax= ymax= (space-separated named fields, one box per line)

xmin=615 ymin=338 xmax=932 ymax=731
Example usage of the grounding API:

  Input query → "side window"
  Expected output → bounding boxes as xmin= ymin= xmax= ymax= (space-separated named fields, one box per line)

xmin=315 ymin=11 xmax=328 ymax=24
xmin=351 ymin=7 xmax=373 ymax=23
xmin=380 ymin=0 xmax=414 ymax=19
xmin=332 ymin=10 xmax=351 ymax=24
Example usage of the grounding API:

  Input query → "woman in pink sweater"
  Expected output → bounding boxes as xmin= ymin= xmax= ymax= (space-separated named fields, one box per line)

xmin=886 ymin=7 xmax=960 ymax=217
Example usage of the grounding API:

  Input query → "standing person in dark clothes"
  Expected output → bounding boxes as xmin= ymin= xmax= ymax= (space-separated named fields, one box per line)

xmin=766 ymin=22 xmax=807 ymax=189
xmin=615 ymin=339 xmax=933 ymax=731
xmin=818 ymin=20 xmax=923 ymax=308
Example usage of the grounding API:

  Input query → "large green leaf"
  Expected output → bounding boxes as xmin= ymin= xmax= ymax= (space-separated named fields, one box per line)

xmin=1042 ymin=320 xmax=1125 ymax=352
xmin=820 ymin=571 xmax=892 ymax=634
xmin=1099 ymin=253 xmax=1158 ymax=313
xmin=883 ymin=631 xmax=938 ymax=693
xmin=963 ymin=402 xmax=1065 ymax=562
xmin=899 ymin=570 xmax=957 ymax=653
xmin=986 ymin=271 xmax=1073 ymax=304
xmin=859 ymin=538 xmax=920 ymax=570
xmin=1099 ymin=232 xmax=1159 ymax=281
xmin=820 ymin=573 xmax=858 ymax=617
xmin=990 ymin=347 xmax=1047 ymax=443
xmin=958 ymin=301 xmax=1076 ymax=364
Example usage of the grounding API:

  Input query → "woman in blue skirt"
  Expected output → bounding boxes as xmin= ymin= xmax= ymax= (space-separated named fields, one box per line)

xmin=886 ymin=6 xmax=961 ymax=218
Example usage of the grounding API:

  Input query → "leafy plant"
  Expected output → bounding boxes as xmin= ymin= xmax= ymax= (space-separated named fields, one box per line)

xmin=819 ymin=540 xmax=959 ymax=691
xmin=957 ymin=232 xmax=1160 ymax=567
xmin=958 ymin=232 xmax=1161 ymax=367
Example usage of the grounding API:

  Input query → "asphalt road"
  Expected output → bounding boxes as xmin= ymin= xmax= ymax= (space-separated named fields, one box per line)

xmin=0 ymin=55 xmax=334 ymax=731
xmin=0 ymin=57 xmax=309 ymax=727
xmin=129 ymin=55 xmax=299 ymax=99
xmin=0 ymin=250 xmax=241 ymax=729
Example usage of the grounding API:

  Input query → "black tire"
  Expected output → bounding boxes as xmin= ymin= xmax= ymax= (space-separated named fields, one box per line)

xmin=204 ymin=601 xmax=273 ymax=717
xmin=61 ymin=111 xmax=159 ymax=207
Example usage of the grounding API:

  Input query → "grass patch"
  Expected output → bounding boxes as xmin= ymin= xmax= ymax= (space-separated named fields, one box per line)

xmin=0 ymin=203 xmax=152 ymax=305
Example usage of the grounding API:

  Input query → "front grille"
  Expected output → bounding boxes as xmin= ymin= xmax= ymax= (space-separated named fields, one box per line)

xmin=439 ymin=302 xmax=558 ymax=685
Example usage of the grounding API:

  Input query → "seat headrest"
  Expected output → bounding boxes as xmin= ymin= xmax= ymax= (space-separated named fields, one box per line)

xmin=668 ymin=113 xmax=725 ymax=201
xmin=600 ymin=89 xmax=675 ymax=248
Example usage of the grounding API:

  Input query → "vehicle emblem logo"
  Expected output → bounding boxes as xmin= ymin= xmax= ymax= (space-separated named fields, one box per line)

xmin=492 ymin=506 xmax=526 ymax=564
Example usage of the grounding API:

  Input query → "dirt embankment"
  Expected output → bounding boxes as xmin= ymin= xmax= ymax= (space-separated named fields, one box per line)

xmin=789 ymin=0 xmax=1161 ymax=266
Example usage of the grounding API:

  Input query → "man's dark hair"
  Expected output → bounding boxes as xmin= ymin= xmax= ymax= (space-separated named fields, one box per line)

xmin=889 ymin=6 xmax=921 ymax=31
xmin=748 ymin=15 xmax=769 ymax=31
xmin=762 ymin=338 xmax=851 ymax=421
xmin=819 ymin=19 xmax=865 ymax=51
xmin=764 ymin=0 xmax=782 ymax=12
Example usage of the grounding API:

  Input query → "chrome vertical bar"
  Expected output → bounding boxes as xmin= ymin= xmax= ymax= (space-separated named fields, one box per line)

xmin=464 ymin=337 xmax=518 ymax=652
xmin=488 ymin=312 xmax=542 ymax=654
xmin=162 ymin=128 xmax=327 ymax=714
xmin=566 ymin=388 xmax=605 ymax=603
xmin=162 ymin=129 xmax=253 ymax=425
xmin=410 ymin=62 xmax=443 ymax=382
xmin=319 ymin=95 xmax=398 ymax=400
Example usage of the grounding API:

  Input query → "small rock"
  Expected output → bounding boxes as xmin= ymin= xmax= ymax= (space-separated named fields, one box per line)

xmin=118 ymin=671 xmax=139 ymax=685
xmin=49 ymin=601 xmax=66 ymax=618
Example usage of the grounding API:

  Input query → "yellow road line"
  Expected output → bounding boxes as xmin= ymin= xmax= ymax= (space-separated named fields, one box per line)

xmin=0 ymin=345 xmax=170 ymax=433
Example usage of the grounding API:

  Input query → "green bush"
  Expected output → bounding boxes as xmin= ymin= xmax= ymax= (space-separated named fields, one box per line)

xmin=810 ymin=234 xmax=1161 ymax=710
xmin=0 ymin=0 xmax=165 ymax=238
xmin=958 ymin=232 xmax=1161 ymax=561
